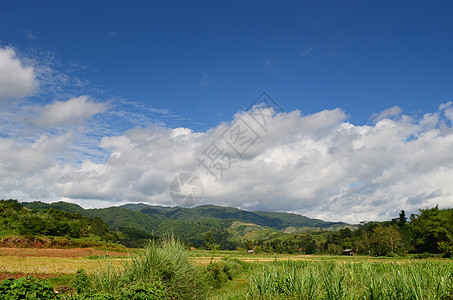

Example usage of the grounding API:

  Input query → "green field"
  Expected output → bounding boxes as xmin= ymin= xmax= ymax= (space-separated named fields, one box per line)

xmin=1 ymin=200 xmax=452 ymax=298
xmin=1 ymin=245 xmax=452 ymax=299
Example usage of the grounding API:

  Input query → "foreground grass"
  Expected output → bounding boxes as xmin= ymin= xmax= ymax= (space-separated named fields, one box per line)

xmin=247 ymin=260 xmax=453 ymax=299
xmin=1 ymin=245 xmax=453 ymax=299
xmin=80 ymin=238 xmax=209 ymax=299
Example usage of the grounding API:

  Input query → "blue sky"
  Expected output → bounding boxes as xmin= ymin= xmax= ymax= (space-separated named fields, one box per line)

xmin=1 ymin=0 xmax=453 ymax=222
xmin=2 ymin=0 xmax=453 ymax=128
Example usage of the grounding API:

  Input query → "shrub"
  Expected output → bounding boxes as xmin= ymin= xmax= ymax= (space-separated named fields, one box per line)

xmin=89 ymin=238 xmax=208 ymax=299
xmin=119 ymin=281 xmax=166 ymax=300
xmin=206 ymin=257 xmax=243 ymax=287
xmin=73 ymin=269 xmax=92 ymax=294
xmin=0 ymin=276 xmax=58 ymax=299
xmin=438 ymin=241 xmax=453 ymax=258
xmin=75 ymin=292 xmax=114 ymax=300
xmin=414 ymin=252 xmax=434 ymax=259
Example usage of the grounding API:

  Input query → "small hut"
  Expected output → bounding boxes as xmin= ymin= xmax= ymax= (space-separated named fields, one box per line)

xmin=343 ymin=249 xmax=355 ymax=256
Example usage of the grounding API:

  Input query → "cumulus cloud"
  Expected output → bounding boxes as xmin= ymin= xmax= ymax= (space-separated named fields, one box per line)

xmin=0 ymin=47 xmax=38 ymax=101
xmin=2 ymin=103 xmax=453 ymax=223
xmin=31 ymin=95 xmax=108 ymax=127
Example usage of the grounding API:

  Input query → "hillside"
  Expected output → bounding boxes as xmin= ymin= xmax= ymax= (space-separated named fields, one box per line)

xmin=0 ymin=199 xmax=122 ymax=248
xmin=121 ymin=203 xmax=349 ymax=230
xmin=22 ymin=201 xmax=350 ymax=249
xmin=23 ymin=201 xmax=159 ymax=233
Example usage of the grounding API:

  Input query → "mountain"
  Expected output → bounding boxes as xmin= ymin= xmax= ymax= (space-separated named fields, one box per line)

xmin=22 ymin=201 xmax=350 ymax=249
xmin=23 ymin=201 xmax=159 ymax=233
xmin=120 ymin=203 xmax=348 ymax=230
xmin=23 ymin=201 xmax=86 ymax=215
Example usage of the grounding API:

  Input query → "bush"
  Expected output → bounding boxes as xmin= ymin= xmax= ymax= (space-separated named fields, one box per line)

xmin=119 ymin=281 xmax=166 ymax=300
xmin=88 ymin=238 xmax=208 ymax=299
xmin=206 ymin=258 xmax=243 ymax=287
xmin=73 ymin=269 xmax=92 ymax=294
xmin=75 ymin=292 xmax=114 ymax=300
xmin=438 ymin=241 xmax=453 ymax=258
xmin=414 ymin=252 xmax=434 ymax=259
xmin=0 ymin=276 xmax=58 ymax=299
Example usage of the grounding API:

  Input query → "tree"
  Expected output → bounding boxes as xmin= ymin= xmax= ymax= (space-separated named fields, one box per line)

xmin=371 ymin=225 xmax=402 ymax=256
xmin=410 ymin=206 xmax=453 ymax=253
xmin=204 ymin=231 xmax=216 ymax=250
xmin=398 ymin=210 xmax=407 ymax=227
xmin=327 ymin=243 xmax=342 ymax=255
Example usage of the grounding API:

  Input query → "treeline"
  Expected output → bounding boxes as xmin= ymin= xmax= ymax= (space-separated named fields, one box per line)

xmin=0 ymin=199 xmax=154 ymax=248
xmin=247 ymin=207 xmax=453 ymax=256
xmin=2 ymin=199 xmax=452 ymax=256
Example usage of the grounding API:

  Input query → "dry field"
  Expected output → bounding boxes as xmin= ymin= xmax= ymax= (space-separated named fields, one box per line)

xmin=0 ymin=247 xmax=129 ymax=280
xmin=0 ymin=247 xmax=442 ymax=279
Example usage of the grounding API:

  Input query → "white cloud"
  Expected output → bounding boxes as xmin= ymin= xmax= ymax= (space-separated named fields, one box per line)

xmin=2 ymin=103 xmax=453 ymax=223
xmin=31 ymin=95 xmax=108 ymax=127
xmin=371 ymin=105 xmax=402 ymax=122
xmin=0 ymin=47 xmax=38 ymax=101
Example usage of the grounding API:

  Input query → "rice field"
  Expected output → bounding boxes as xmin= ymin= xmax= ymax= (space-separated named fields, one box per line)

xmin=0 ymin=247 xmax=452 ymax=299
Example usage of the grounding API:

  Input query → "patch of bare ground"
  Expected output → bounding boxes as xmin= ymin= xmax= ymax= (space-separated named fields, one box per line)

xmin=0 ymin=272 xmax=60 ymax=281
xmin=0 ymin=247 xmax=130 ymax=258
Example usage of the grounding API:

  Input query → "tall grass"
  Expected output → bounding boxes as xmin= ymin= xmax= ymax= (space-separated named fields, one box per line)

xmin=89 ymin=238 xmax=209 ymax=299
xmin=247 ymin=260 xmax=453 ymax=299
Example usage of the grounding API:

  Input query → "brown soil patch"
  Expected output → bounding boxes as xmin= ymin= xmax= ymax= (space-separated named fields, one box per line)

xmin=0 ymin=272 xmax=60 ymax=281
xmin=0 ymin=247 xmax=130 ymax=258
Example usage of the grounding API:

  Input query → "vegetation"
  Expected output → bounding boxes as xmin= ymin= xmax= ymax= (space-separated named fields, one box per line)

xmin=1 ymin=243 xmax=453 ymax=299
xmin=266 ymin=207 xmax=453 ymax=257
xmin=410 ymin=206 xmax=453 ymax=253
xmin=0 ymin=199 xmax=154 ymax=248
xmin=247 ymin=260 xmax=453 ymax=299
xmin=22 ymin=201 xmax=346 ymax=250
xmin=2 ymin=199 xmax=453 ymax=299
xmin=0 ymin=276 xmax=58 ymax=299
xmin=6 ymin=199 xmax=453 ymax=256
xmin=0 ymin=199 xmax=117 ymax=245
xmin=71 ymin=238 xmax=209 ymax=299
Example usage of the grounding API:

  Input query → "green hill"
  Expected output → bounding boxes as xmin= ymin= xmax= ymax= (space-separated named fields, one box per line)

xmin=121 ymin=203 xmax=348 ymax=231
xmin=21 ymin=201 xmax=350 ymax=249
xmin=22 ymin=201 xmax=159 ymax=233
xmin=0 ymin=199 xmax=123 ymax=248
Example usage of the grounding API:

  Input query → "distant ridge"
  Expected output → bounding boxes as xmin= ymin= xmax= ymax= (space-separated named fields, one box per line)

xmin=22 ymin=201 xmax=350 ymax=249
xmin=120 ymin=203 xmax=348 ymax=230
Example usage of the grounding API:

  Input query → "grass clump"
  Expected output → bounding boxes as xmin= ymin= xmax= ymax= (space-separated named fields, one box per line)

xmin=75 ymin=237 xmax=208 ymax=299
xmin=206 ymin=257 xmax=244 ymax=288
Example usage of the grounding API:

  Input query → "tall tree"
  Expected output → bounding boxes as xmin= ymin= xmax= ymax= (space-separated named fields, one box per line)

xmin=410 ymin=206 xmax=453 ymax=253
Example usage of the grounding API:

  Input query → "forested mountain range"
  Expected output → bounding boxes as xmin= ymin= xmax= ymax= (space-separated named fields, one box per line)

xmin=6 ymin=200 xmax=451 ymax=256
xmin=21 ymin=201 xmax=348 ymax=249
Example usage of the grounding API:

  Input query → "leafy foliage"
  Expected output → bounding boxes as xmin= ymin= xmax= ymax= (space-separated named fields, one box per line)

xmin=410 ymin=206 xmax=453 ymax=253
xmin=0 ymin=199 xmax=114 ymax=241
xmin=206 ymin=258 xmax=244 ymax=287
xmin=0 ymin=276 xmax=58 ymax=299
